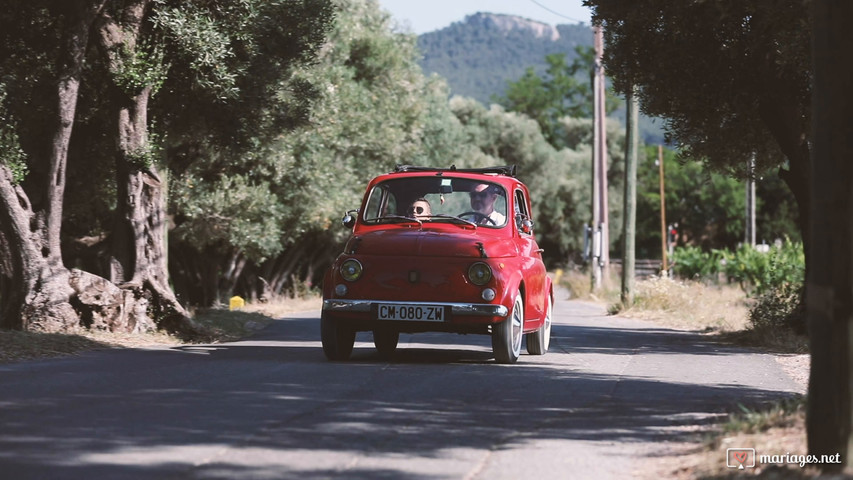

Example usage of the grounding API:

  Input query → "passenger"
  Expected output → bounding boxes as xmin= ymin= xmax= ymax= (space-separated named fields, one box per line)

xmin=408 ymin=198 xmax=431 ymax=219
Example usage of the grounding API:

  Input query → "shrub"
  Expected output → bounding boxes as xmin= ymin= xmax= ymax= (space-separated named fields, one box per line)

xmin=748 ymin=281 xmax=806 ymax=335
xmin=672 ymin=246 xmax=723 ymax=280
xmin=673 ymin=240 xmax=804 ymax=297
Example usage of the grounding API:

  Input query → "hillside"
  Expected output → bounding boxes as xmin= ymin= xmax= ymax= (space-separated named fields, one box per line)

xmin=416 ymin=12 xmax=665 ymax=144
xmin=417 ymin=13 xmax=593 ymax=105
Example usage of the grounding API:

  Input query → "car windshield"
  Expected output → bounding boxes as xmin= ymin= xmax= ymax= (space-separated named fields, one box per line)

xmin=362 ymin=176 xmax=508 ymax=228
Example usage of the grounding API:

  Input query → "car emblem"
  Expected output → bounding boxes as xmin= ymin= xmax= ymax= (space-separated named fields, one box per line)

xmin=408 ymin=270 xmax=420 ymax=283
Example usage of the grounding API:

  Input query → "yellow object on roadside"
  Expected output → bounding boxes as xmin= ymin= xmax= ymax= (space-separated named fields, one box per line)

xmin=554 ymin=268 xmax=563 ymax=285
xmin=229 ymin=296 xmax=245 ymax=311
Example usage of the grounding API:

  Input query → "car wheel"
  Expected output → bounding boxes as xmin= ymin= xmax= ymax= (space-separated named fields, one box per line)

xmin=492 ymin=293 xmax=523 ymax=364
xmin=373 ymin=328 xmax=399 ymax=359
xmin=526 ymin=295 xmax=552 ymax=355
xmin=321 ymin=311 xmax=355 ymax=361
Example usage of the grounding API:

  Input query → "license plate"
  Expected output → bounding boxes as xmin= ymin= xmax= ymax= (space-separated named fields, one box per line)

xmin=376 ymin=304 xmax=446 ymax=322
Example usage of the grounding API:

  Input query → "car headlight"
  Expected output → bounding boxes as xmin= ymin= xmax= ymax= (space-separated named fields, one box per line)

xmin=468 ymin=262 xmax=492 ymax=286
xmin=340 ymin=259 xmax=363 ymax=282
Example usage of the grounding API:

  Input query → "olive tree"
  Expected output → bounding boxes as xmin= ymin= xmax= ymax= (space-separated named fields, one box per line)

xmin=0 ymin=0 xmax=333 ymax=331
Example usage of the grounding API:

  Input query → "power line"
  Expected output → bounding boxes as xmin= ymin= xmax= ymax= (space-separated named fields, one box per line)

xmin=527 ymin=0 xmax=586 ymax=23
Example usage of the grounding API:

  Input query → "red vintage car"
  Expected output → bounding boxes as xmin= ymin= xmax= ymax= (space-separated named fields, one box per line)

xmin=321 ymin=165 xmax=553 ymax=363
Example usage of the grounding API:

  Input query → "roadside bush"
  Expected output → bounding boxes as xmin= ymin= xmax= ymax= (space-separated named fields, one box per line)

xmin=672 ymin=239 xmax=804 ymax=297
xmin=748 ymin=281 xmax=806 ymax=335
xmin=671 ymin=246 xmax=723 ymax=280
xmin=670 ymin=241 xmax=806 ymax=338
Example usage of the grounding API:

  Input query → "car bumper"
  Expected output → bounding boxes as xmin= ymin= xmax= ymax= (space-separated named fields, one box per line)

xmin=323 ymin=299 xmax=509 ymax=317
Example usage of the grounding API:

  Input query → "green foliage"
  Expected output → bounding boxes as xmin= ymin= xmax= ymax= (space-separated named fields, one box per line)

xmin=634 ymin=145 xmax=799 ymax=258
xmin=495 ymin=49 xmax=621 ymax=148
xmin=267 ymin=0 xmax=467 ymax=227
xmin=111 ymin=41 xmax=169 ymax=97
xmin=672 ymin=240 xmax=804 ymax=297
xmin=151 ymin=1 xmax=243 ymax=100
xmin=671 ymin=246 xmax=723 ymax=280
xmin=589 ymin=1 xmax=810 ymax=178
xmin=756 ymin=173 xmax=801 ymax=243
xmin=722 ymin=396 xmax=806 ymax=435
xmin=0 ymin=85 xmax=27 ymax=185
xmin=152 ymin=0 xmax=334 ymax=147
xmin=126 ymin=128 xmax=164 ymax=170
xmin=722 ymin=240 xmax=805 ymax=297
xmin=636 ymin=146 xmax=746 ymax=257
xmin=172 ymin=174 xmax=286 ymax=262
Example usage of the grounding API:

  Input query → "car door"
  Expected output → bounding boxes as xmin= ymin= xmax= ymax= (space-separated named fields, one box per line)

xmin=513 ymin=187 xmax=547 ymax=322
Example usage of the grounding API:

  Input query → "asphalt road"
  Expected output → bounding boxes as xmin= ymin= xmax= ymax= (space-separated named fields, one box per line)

xmin=0 ymin=295 xmax=802 ymax=479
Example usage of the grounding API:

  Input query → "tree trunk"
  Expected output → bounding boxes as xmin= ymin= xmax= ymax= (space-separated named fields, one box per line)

xmin=758 ymin=81 xmax=812 ymax=336
xmin=808 ymin=0 xmax=853 ymax=471
xmin=95 ymin=0 xmax=191 ymax=328
xmin=621 ymin=86 xmax=638 ymax=307
xmin=0 ymin=165 xmax=72 ymax=330
xmin=0 ymin=1 xmax=108 ymax=332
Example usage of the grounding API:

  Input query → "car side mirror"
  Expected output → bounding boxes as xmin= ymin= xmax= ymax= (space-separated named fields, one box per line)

xmin=515 ymin=214 xmax=533 ymax=234
xmin=342 ymin=210 xmax=358 ymax=228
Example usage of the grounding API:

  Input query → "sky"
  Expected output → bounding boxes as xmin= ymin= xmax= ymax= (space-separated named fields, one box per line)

xmin=376 ymin=0 xmax=592 ymax=35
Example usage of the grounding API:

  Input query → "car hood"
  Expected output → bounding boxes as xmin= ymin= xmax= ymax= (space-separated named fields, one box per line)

xmin=347 ymin=229 xmax=518 ymax=258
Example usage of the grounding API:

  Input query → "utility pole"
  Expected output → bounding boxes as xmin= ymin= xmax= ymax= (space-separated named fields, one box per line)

xmin=621 ymin=86 xmax=638 ymax=306
xmin=590 ymin=25 xmax=601 ymax=291
xmin=590 ymin=24 xmax=608 ymax=290
xmin=658 ymin=145 xmax=667 ymax=273
xmin=596 ymin=26 xmax=609 ymax=282
xmin=745 ymin=155 xmax=756 ymax=246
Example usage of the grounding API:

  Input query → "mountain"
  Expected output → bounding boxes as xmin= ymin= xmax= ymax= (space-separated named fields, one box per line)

xmin=416 ymin=12 xmax=666 ymax=144
xmin=417 ymin=12 xmax=593 ymax=105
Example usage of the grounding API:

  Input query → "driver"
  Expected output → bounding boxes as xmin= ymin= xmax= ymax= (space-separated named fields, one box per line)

xmin=469 ymin=184 xmax=506 ymax=225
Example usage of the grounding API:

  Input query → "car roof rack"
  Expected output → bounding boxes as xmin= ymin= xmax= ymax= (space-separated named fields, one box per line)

xmin=393 ymin=164 xmax=518 ymax=177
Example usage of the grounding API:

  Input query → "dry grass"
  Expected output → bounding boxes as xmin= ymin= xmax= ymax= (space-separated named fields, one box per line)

xmin=558 ymin=267 xmax=622 ymax=303
xmin=559 ymin=268 xmax=751 ymax=332
xmin=615 ymin=275 xmax=751 ymax=333
xmin=0 ymin=328 xmax=180 ymax=364
xmin=0 ymin=294 xmax=321 ymax=364
xmin=240 ymin=295 xmax=322 ymax=318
